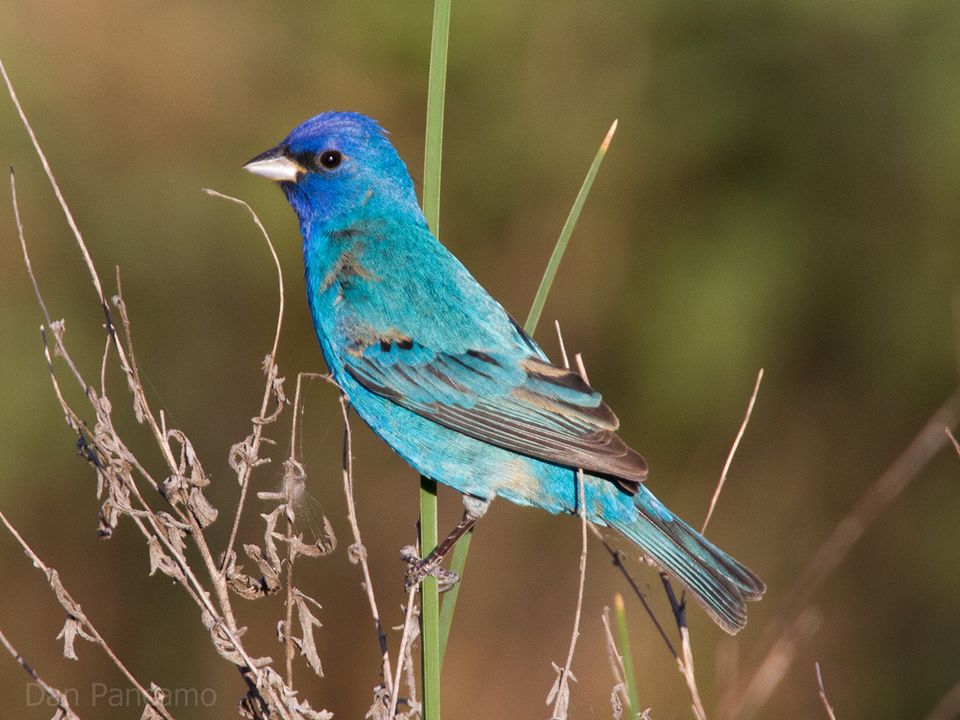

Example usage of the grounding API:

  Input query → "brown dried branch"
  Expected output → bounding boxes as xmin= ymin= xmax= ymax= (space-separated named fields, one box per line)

xmin=0 ymin=624 xmax=82 ymax=720
xmin=666 ymin=369 xmax=764 ymax=719
xmin=277 ymin=371 xmax=338 ymax=685
xmin=7 ymin=60 xmax=336 ymax=715
xmin=16 ymin=172 xmax=238 ymax=634
xmin=589 ymin=525 xmax=678 ymax=659
xmin=387 ymin=587 xmax=420 ymax=719
xmin=9 ymin=80 xmax=248 ymax=655
xmin=702 ymin=369 xmax=764 ymax=534
xmin=723 ymin=387 xmax=960 ymax=720
xmin=601 ymin=608 xmax=629 ymax=720
xmin=815 ymin=662 xmax=838 ymax=720
xmin=0 ymin=509 xmax=174 ymax=719
xmin=658 ymin=574 xmax=707 ymax=720
xmin=338 ymin=394 xmax=395 ymax=692
xmin=202 ymin=189 xmax=287 ymax=576
xmin=945 ymin=427 xmax=960 ymax=459
xmin=547 ymin=345 xmax=591 ymax=720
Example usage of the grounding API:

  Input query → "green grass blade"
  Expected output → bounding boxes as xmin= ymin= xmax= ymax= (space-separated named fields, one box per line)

xmin=422 ymin=0 xmax=451 ymax=233
xmin=419 ymin=476 xmax=441 ymax=720
xmin=420 ymin=1 xmax=452 ymax=718
xmin=524 ymin=119 xmax=618 ymax=335
xmin=614 ymin=593 xmax=641 ymax=719
xmin=437 ymin=119 xmax=618 ymax=666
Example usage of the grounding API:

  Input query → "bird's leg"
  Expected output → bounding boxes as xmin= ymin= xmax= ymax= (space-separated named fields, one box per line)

xmin=403 ymin=496 xmax=489 ymax=592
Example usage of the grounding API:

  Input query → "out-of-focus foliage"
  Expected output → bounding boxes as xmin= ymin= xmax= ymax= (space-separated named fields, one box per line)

xmin=1 ymin=2 xmax=958 ymax=719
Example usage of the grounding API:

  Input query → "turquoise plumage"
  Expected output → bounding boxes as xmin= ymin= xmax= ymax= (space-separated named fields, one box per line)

xmin=245 ymin=112 xmax=764 ymax=633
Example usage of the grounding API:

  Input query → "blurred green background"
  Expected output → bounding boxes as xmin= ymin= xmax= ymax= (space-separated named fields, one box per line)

xmin=2 ymin=2 xmax=959 ymax=718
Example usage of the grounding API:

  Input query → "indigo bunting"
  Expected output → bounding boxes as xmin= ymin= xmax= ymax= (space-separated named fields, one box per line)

xmin=245 ymin=112 xmax=764 ymax=633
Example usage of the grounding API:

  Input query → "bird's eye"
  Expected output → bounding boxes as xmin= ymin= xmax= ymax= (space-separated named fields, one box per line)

xmin=318 ymin=150 xmax=342 ymax=170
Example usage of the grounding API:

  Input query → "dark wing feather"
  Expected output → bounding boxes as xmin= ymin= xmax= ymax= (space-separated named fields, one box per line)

xmin=343 ymin=340 xmax=647 ymax=492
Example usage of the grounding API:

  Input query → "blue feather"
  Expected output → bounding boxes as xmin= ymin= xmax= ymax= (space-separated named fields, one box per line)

xmin=245 ymin=111 xmax=764 ymax=634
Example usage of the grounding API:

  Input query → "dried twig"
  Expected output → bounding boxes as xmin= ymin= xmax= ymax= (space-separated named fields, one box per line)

xmin=658 ymin=574 xmax=707 ymax=720
xmin=546 ymin=336 xmax=591 ymax=719
xmin=945 ymin=427 xmax=960 ymax=459
xmin=14 ymin=170 xmax=245 ymax=655
xmin=0 ymin=625 xmax=82 ymax=720
xmin=279 ymin=372 xmax=326 ymax=685
xmin=202 ymin=189 xmax=287 ymax=577
xmin=0 ymin=509 xmax=174 ymax=719
xmin=338 ymin=394 xmax=395 ymax=692
xmin=548 ymin=465 xmax=588 ymax=720
xmin=702 ymin=369 xmax=764 ymax=534
xmin=589 ymin=525 xmax=678 ymax=658
xmin=646 ymin=370 xmax=766 ymax=720
xmin=724 ymin=388 xmax=960 ymax=720
xmin=388 ymin=587 xmax=420 ymax=718
xmin=815 ymin=662 xmax=838 ymax=720
xmin=601 ymin=608 xmax=629 ymax=719
xmin=7 ymin=60 xmax=336 ymax=714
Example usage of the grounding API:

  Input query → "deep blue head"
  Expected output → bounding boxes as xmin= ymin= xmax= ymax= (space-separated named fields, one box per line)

xmin=245 ymin=112 xmax=422 ymax=232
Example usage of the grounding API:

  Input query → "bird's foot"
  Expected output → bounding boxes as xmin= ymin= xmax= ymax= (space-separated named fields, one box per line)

xmin=400 ymin=545 xmax=460 ymax=592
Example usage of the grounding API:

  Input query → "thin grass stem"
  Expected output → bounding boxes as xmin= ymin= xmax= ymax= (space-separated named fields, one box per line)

xmin=525 ymin=120 xmax=617 ymax=335
xmin=420 ymin=1 xmax=452 ymax=717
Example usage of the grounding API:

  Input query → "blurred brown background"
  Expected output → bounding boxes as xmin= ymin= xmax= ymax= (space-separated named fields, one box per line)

xmin=2 ymin=2 xmax=959 ymax=718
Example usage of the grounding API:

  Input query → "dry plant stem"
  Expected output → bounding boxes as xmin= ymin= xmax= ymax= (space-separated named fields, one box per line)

xmin=5 ymin=57 xmax=245 ymax=640
xmin=588 ymin=524 xmax=678 ymax=658
xmin=549 ymin=468 xmax=588 ymax=719
xmin=545 ymin=330 xmax=589 ymax=719
xmin=601 ymin=609 xmax=630 ymax=714
xmin=679 ymin=627 xmax=706 ymax=720
xmin=815 ymin=663 xmax=837 ymax=720
xmin=0 ymin=509 xmax=174 ymax=720
xmin=658 ymin=575 xmax=707 ymax=720
xmin=16 ymin=173 xmax=243 ymax=653
xmin=654 ymin=368 xmax=765 ymax=720
xmin=281 ymin=371 xmax=328 ymax=686
xmin=554 ymin=320 xmax=570 ymax=368
xmin=388 ymin=586 xmax=420 ymax=718
xmin=284 ymin=374 xmax=311 ymax=686
xmin=0 ymin=626 xmax=81 ymax=720
xmin=112 ymin=281 xmax=246 ymax=636
xmin=9 ymin=63 xmax=330 ymax=718
xmin=11 ymin=143 xmax=294 ymax=716
xmin=701 ymin=368 xmax=764 ymax=534
xmin=1 ymin=59 xmax=109 ymax=315
xmin=36 ymin=333 xmax=214 ymax=621
xmin=726 ymin=387 xmax=960 ymax=720
xmin=338 ymin=395 xmax=394 ymax=691
xmin=548 ymin=350 xmax=591 ymax=718
xmin=666 ymin=369 xmax=765 ymax=720
xmin=285 ymin=521 xmax=295 ymax=686
xmin=946 ymin=427 xmax=960 ymax=458
xmin=202 ymin=189 xmax=286 ymax=576
xmin=790 ymin=388 xmax=960 ymax=610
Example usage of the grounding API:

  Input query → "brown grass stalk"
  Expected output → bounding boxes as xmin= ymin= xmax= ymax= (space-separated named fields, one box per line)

xmin=722 ymin=388 xmax=960 ymax=719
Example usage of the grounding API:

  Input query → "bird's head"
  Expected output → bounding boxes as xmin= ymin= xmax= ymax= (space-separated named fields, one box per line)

xmin=244 ymin=111 xmax=421 ymax=231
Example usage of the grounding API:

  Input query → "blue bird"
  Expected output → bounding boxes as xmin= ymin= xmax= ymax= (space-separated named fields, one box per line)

xmin=245 ymin=112 xmax=764 ymax=633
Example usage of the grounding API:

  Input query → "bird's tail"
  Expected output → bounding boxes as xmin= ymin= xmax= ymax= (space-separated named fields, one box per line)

xmin=607 ymin=485 xmax=765 ymax=635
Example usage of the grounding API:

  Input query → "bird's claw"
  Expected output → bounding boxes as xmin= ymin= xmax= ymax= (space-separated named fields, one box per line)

xmin=400 ymin=545 xmax=460 ymax=592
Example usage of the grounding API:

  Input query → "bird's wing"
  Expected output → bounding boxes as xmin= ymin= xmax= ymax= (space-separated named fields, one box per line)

xmin=341 ymin=337 xmax=647 ymax=492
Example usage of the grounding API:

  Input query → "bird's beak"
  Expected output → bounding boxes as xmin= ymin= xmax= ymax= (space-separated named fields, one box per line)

xmin=243 ymin=145 xmax=304 ymax=182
